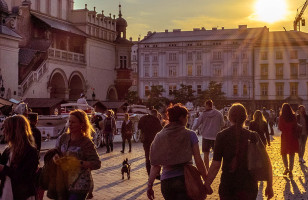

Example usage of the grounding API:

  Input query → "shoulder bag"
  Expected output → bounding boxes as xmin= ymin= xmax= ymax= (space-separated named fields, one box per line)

xmin=184 ymin=164 xmax=206 ymax=200
xmin=247 ymin=132 xmax=270 ymax=181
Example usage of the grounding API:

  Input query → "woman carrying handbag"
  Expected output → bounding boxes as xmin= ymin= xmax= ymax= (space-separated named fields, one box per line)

xmin=204 ymin=103 xmax=274 ymax=200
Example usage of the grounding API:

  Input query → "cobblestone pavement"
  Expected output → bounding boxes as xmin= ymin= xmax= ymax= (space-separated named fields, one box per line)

xmin=2 ymin=126 xmax=307 ymax=200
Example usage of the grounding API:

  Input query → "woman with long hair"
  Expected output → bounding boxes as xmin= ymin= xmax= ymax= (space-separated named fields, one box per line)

xmin=279 ymin=103 xmax=299 ymax=177
xmin=249 ymin=110 xmax=271 ymax=146
xmin=278 ymin=103 xmax=299 ymax=177
xmin=54 ymin=109 xmax=101 ymax=200
xmin=0 ymin=115 xmax=39 ymax=200
xmin=205 ymin=103 xmax=273 ymax=200
xmin=297 ymin=105 xmax=308 ymax=163
xmin=147 ymin=104 xmax=207 ymax=200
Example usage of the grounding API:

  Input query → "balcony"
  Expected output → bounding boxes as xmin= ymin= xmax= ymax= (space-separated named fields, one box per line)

xmin=48 ymin=48 xmax=85 ymax=64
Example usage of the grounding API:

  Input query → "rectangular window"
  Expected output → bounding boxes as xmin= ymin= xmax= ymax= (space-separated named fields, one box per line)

xmin=145 ymin=86 xmax=150 ymax=96
xmin=275 ymin=64 xmax=283 ymax=79
xmin=169 ymin=85 xmax=176 ymax=95
xmin=232 ymin=52 xmax=238 ymax=59
xmin=242 ymin=52 xmax=247 ymax=59
xmin=133 ymin=55 xmax=137 ymax=61
xmin=276 ymin=51 xmax=283 ymax=59
xmin=243 ymin=84 xmax=248 ymax=96
xmin=120 ymin=56 xmax=127 ymax=68
xmin=290 ymin=63 xmax=298 ymax=78
xmin=187 ymin=65 xmax=193 ymax=76
xmin=233 ymin=85 xmax=238 ymax=96
xmin=153 ymin=55 xmax=158 ymax=62
xmin=213 ymin=64 xmax=222 ymax=76
xmin=242 ymin=63 xmax=248 ymax=76
xmin=196 ymin=65 xmax=202 ymax=76
xmin=290 ymin=82 xmax=298 ymax=96
xmin=187 ymin=52 xmax=193 ymax=61
xmin=153 ymin=66 xmax=158 ymax=77
xmin=260 ymin=83 xmax=268 ymax=96
xmin=144 ymin=54 xmax=149 ymax=62
xmin=197 ymin=85 xmax=202 ymax=94
xmin=261 ymin=52 xmax=268 ymax=60
xmin=213 ymin=51 xmax=222 ymax=60
xmin=290 ymin=50 xmax=298 ymax=59
xmin=169 ymin=66 xmax=177 ymax=77
xmin=144 ymin=66 xmax=149 ymax=77
xmin=299 ymin=59 xmax=306 ymax=76
xmin=276 ymin=83 xmax=284 ymax=97
xmin=261 ymin=64 xmax=268 ymax=78
xmin=169 ymin=53 xmax=177 ymax=61
xmin=232 ymin=63 xmax=238 ymax=76
xmin=196 ymin=52 xmax=202 ymax=60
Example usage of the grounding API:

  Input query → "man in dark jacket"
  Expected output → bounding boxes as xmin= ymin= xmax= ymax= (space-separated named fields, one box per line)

xmin=28 ymin=112 xmax=42 ymax=153
xmin=138 ymin=109 xmax=162 ymax=176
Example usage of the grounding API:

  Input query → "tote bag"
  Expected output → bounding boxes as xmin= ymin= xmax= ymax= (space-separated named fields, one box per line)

xmin=247 ymin=132 xmax=270 ymax=181
xmin=184 ymin=165 xmax=206 ymax=200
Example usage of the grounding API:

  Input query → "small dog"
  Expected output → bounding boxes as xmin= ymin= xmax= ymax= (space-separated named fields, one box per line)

xmin=121 ymin=158 xmax=131 ymax=180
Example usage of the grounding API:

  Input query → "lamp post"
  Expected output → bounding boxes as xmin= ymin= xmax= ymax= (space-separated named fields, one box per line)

xmin=92 ymin=88 xmax=96 ymax=100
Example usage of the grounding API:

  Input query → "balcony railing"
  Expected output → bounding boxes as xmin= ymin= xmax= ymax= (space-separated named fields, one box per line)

xmin=20 ymin=61 xmax=48 ymax=95
xmin=48 ymin=48 xmax=85 ymax=64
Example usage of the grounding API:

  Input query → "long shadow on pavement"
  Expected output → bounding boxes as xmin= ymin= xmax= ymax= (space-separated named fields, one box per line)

xmin=299 ymin=164 xmax=308 ymax=192
xmin=283 ymin=177 xmax=302 ymax=198
xmin=95 ymin=180 xmax=124 ymax=191
xmin=112 ymin=182 xmax=160 ymax=200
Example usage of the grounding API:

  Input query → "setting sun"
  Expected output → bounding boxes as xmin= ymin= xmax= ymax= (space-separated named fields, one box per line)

xmin=254 ymin=0 xmax=287 ymax=23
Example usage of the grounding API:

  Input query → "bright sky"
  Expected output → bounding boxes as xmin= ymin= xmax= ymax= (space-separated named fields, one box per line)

xmin=75 ymin=0 xmax=308 ymax=40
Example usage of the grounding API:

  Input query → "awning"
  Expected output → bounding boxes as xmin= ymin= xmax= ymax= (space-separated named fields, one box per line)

xmin=24 ymin=98 xmax=68 ymax=108
xmin=32 ymin=13 xmax=87 ymax=37
xmin=101 ymin=101 xmax=128 ymax=109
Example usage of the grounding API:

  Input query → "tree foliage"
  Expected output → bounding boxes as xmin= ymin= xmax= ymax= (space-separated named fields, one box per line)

xmin=172 ymin=84 xmax=196 ymax=104
xmin=145 ymin=85 xmax=168 ymax=110
xmin=195 ymin=81 xmax=226 ymax=109
xmin=126 ymin=90 xmax=140 ymax=105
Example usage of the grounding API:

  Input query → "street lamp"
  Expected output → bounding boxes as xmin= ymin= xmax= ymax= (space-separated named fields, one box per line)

xmin=92 ymin=88 xmax=96 ymax=100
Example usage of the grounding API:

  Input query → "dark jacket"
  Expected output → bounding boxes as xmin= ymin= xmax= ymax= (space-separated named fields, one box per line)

xmin=31 ymin=124 xmax=42 ymax=152
xmin=138 ymin=115 xmax=162 ymax=145
xmin=297 ymin=114 xmax=308 ymax=132
xmin=121 ymin=120 xmax=133 ymax=139
xmin=0 ymin=146 xmax=39 ymax=200
xmin=249 ymin=121 xmax=270 ymax=146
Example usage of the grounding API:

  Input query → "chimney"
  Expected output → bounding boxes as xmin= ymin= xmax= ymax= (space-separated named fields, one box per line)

xmin=147 ymin=31 xmax=152 ymax=36
xmin=201 ymin=27 xmax=205 ymax=31
xmin=129 ymin=37 xmax=132 ymax=41
xmin=165 ymin=29 xmax=168 ymax=33
xmin=222 ymin=27 xmax=224 ymax=30
xmin=212 ymin=27 xmax=217 ymax=31
xmin=85 ymin=4 xmax=87 ymax=10
xmin=193 ymin=28 xmax=200 ymax=31
xmin=238 ymin=25 xmax=247 ymax=30
xmin=138 ymin=37 xmax=140 ymax=41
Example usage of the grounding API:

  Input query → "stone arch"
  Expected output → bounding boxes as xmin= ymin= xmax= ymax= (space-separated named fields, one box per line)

xmin=107 ymin=85 xmax=118 ymax=101
xmin=48 ymin=69 xmax=68 ymax=99
xmin=68 ymin=71 xmax=86 ymax=100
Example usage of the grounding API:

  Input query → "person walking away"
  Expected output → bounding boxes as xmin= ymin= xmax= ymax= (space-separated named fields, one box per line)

xmin=192 ymin=99 xmax=224 ymax=170
xmin=53 ymin=109 xmax=101 ymax=199
xmin=262 ymin=107 xmax=270 ymax=123
xmin=138 ymin=109 xmax=162 ymax=176
xmin=249 ymin=110 xmax=271 ymax=147
xmin=147 ymin=104 xmax=208 ymax=200
xmin=269 ymin=109 xmax=275 ymax=136
xmin=0 ymin=115 xmax=39 ymax=200
xmin=204 ymin=103 xmax=274 ymax=200
xmin=77 ymin=93 xmax=89 ymax=110
xmin=103 ymin=110 xmax=116 ymax=153
xmin=28 ymin=113 xmax=42 ymax=153
xmin=278 ymin=103 xmax=299 ymax=177
xmin=121 ymin=113 xmax=133 ymax=153
xmin=297 ymin=105 xmax=308 ymax=163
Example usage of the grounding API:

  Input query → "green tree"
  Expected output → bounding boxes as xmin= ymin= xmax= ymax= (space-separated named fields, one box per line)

xmin=172 ymin=84 xmax=196 ymax=104
xmin=126 ymin=90 xmax=140 ymax=105
xmin=195 ymin=81 xmax=226 ymax=109
xmin=146 ymin=85 xmax=168 ymax=110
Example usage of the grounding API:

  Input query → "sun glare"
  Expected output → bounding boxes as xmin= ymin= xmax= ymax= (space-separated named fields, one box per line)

xmin=254 ymin=0 xmax=287 ymax=23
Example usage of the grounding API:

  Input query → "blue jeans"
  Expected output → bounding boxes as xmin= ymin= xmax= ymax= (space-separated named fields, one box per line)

xmin=104 ymin=132 xmax=114 ymax=152
xmin=68 ymin=192 xmax=87 ymax=200
xmin=161 ymin=176 xmax=190 ymax=200
xmin=298 ymin=134 xmax=308 ymax=159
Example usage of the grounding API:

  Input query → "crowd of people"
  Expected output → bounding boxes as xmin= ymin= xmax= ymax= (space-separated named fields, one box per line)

xmin=0 ymin=97 xmax=307 ymax=200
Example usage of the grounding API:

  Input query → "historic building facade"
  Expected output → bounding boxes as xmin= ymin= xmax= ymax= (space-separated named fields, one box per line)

xmin=0 ymin=0 xmax=132 ymax=101
xmin=138 ymin=26 xmax=308 ymax=111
